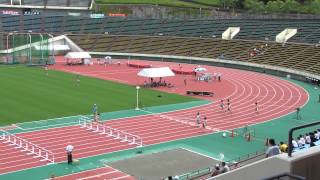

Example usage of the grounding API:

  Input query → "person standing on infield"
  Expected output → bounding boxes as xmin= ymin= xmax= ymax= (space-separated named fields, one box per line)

xmin=296 ymin=107 xmax=301 ymax=120
xmin=76 ymin=74 xmax=80 ymax=86
xmin=92 ymin=104 xmax=98 ymax=121
xmin=44 ymin=64 xmax=49 ymax=76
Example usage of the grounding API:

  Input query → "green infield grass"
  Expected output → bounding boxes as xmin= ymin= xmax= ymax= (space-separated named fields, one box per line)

xmin=0 ymin=65 xmax=197 ymax=126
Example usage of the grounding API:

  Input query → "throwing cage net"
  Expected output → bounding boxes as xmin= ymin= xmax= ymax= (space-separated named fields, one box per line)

xmin=0 ymin=33 xmax=54 ymax=65
xmin=230 ymin=125 xmax=256 ymax=141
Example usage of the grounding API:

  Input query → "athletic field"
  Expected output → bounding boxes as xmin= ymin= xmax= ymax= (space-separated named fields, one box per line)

xmin=1 ymin=59 xmax=320 ymax=179
xmin=0 ymin=65 xmax=196 ymax=125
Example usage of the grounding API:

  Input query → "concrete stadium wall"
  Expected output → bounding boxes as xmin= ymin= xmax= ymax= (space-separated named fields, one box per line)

xmin=210 ymin=157 xmax=290 ymax=180
xmin=208 ymin=146 xmax=320 ymax=180
xmin=287 ymin=146 xmax=320 ymax=180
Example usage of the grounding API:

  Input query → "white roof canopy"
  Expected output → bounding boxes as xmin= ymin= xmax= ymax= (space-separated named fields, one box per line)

xmin=65 ymin=52 xmax=91 ymax=59
xmin=138 ymin=67 xmax=175 ymax=78
xmin=34 ymin=44 xmax=70 ymax=51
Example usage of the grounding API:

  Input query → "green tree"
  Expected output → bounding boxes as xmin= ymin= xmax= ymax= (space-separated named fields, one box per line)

xmin=220 ymin=0 xmax=239 ymax=9
xmin=282 ymin=0 xmax=300 ymax=12
xmin=266 ymin=0 xmax=285 ymax=12
xmin=244 ymin=0 xmax=265 ymax=12
xmin=308 ymin=0 xmax=320 ymax=14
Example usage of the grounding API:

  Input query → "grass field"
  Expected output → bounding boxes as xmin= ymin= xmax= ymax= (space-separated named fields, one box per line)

xmin=0 ymin=65 xmax=197 ymax=126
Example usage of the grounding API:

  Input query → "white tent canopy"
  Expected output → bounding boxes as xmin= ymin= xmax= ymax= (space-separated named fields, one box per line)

xmin=138 ymin=67 xmax=175 ymax=78
xmin=194 ymin=67 xmax=207 ymax=72
xmin=65 ymin=52 xmax=91 ymax=59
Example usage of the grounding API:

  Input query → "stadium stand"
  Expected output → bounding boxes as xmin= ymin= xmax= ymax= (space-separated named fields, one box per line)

xmin=0 ymin=5 xmax=318 ymax=179
xmin=0 ymin=16 xmax=319 ymax=44
xmin=67 ymin=34 xmax=320 ymax=75
xmin=23 ymin=0 xmax=44 ymax=6
xmin=0 ymin=0 xmax=92 ymax=9
xmin=69 ymin=0 xmax=90 ymax=7
xmin=46 ymin=0 xmax=67 ymax=7
xmin=0 ymin=0 xmax=10 ymax=4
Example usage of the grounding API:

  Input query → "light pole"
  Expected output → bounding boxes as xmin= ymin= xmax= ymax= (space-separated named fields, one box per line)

xmin=28 ymin=33 xmax=32 ymax=64
xmin=47 ymin=33 xmax=55 ymax=64
xmin=135 ymin=86 xmax=140 ymax=110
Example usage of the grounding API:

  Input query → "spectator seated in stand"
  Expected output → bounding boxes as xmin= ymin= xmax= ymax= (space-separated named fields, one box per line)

xmin=220 ymin=162 xmax=230 ymax=174
xmin=305 ymin=133 xmax=311 ymax=144
xmin=292 ymin=128 xmax=320 ymax=152
xmin=315 ymin=129 xmax=320 ymax=140
xmin=296 ymin=137 xmax=303 ymax=148
xmin=298 ymin=135 xmax=306 ymax=147
xmin=279 ymin=141 xmax=288 ymax=153
xmin=266 ymin=138 xmax=281 ymax=158
xmin=292 ymin=138 xmax=298 ymax=149
xmin=211 ymin=164 xmax=220 ymax=177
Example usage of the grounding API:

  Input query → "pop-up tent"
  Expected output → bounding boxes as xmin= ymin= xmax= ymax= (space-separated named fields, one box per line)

xmin=138 ymin=67 xmax=175 ymax=78
xmin=194 ymin=67 xmax=207 ymax=72
xmin=65 ymin=52 xmax=91 ymax=59
xmin=65 ymin=52 xmax=91 ymax=65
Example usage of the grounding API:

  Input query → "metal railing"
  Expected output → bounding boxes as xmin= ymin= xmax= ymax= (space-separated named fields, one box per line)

xmin=261 ymin=172 xmax=306 ymax=180
xmin=176 ymin=149 xmax=266 ymax=180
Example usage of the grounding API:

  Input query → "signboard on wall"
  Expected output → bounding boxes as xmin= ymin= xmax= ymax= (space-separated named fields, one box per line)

xmin=23 ymin=8 xmax=40 ymax=16
xmin=1 ymin=10 xmax=20 ymax=16
xmin=90 ymin=13 xmax=104 ymax=18
xmin=108 ymin=13 xmax=126 ymax=17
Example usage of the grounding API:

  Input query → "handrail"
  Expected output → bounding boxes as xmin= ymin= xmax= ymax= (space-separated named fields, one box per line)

xmin=288 ymin=121 xmax=320 ymax=157
xmin=177 ymin=150 xmax=266 ymax=180
xmin=261 ymin=172 xmax=306 ymax=180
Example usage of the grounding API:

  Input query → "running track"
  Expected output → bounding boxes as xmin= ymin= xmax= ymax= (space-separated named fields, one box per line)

xmin=0 ymin=59 xmax=308 ymax=178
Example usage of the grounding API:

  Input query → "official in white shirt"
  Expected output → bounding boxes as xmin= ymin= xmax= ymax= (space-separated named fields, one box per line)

xmin=66 ymin=144 xmax=74 ymax=164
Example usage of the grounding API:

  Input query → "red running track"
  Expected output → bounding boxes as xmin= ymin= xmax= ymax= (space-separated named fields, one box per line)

xmin=0 ymin=59 xmax=308 ymax=176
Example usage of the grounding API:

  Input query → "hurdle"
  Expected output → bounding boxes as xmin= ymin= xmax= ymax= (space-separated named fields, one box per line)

xmin=0 ymin=130 xmax=55 ymax=164
xmin=78 ymin=116 xmax=143 ymax=147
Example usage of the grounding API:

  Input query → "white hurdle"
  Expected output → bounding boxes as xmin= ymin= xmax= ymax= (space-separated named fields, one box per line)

xmin=78 ymin=116 xmax=143 ymax=147
xmin=0 ymin=130 xmax=55 ymax=164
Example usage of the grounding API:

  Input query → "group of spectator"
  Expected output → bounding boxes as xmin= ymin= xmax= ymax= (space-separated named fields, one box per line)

xmin=211 ymin=162 xmax=230 ymax=177
xmin=166 ymin=175 xmax=179 ymax=180
xmin=249 ymin=44 xmax=268 ymax=58
xmin=265 ymin=129 xmax=320 ymax=158
xmin=292 ymin=129 xmax=320 ymax=149
xmin=143 ymin=78 xmax=173 ymax=88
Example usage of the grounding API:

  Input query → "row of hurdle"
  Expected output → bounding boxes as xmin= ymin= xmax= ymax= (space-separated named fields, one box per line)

xmin=78 ymin=116 xmax=143 ymax=147
xmin=0 ymin=130 xmax=55 ymax=164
